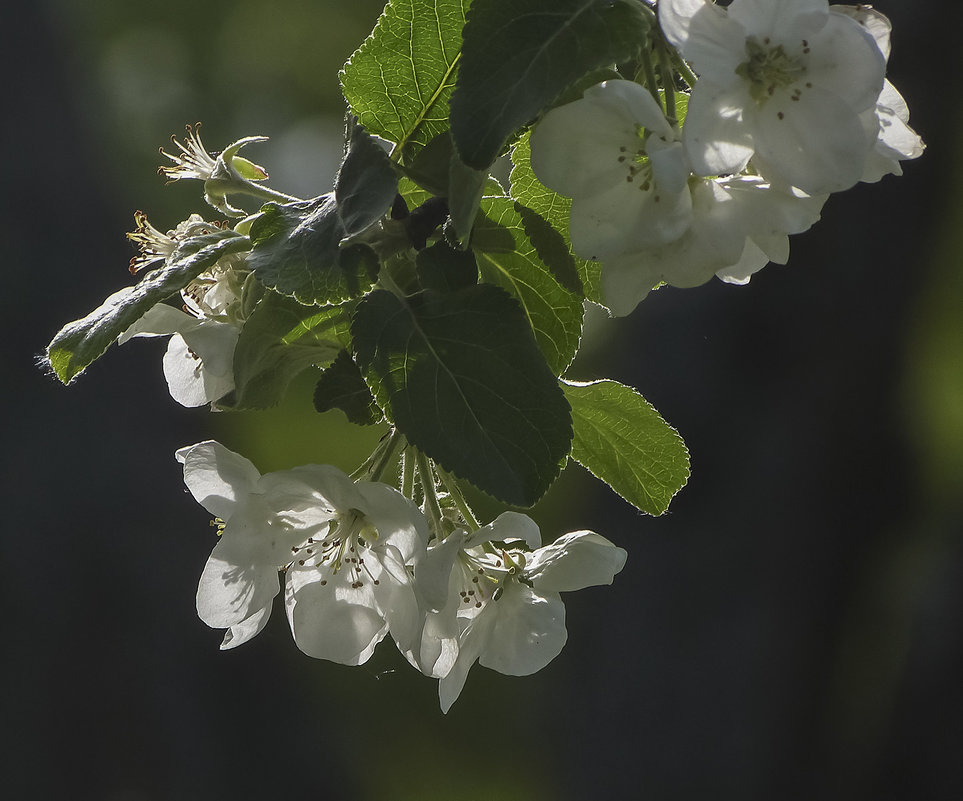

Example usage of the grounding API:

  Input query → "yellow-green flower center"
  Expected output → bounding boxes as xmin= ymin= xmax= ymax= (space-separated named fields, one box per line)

xmin=736 ymin=37 xmax=809 ymax=105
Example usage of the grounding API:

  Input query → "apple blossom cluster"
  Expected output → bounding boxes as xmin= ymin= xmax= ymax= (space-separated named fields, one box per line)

xmin=43 ymin=0 xmax=923 ymax=715
xmin=180 ymin=440 xmax=626 ymax=712
xmin=529 ymin=0 xmax=923 ymax=315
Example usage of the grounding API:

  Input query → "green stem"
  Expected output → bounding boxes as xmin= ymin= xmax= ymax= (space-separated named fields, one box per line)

xmin=234 ymin=181 xmax=303 ymax=205
xmin=350 ymin=428 xmax=401 ymax=481
xmin=671 ymin=50 xmax=698 ymax=89
xmin=369 ymin=428 xmax=404 ymax=483
xmin=637 ymin=43 xmax=663 ymax=113
xmin=415 ymin=451 xmax=445 ymax=537
xmin=658 ymin=43 xmax=678 ymax=127
xmin=401 ymin=446 xmax=415 ymax=499
xmin=436 ymin=467 xmax=480 ymax=530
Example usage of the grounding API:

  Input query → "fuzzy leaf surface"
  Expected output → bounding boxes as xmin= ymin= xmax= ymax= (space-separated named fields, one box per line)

xmin=45 ymin=231 xmax=250 ymax=384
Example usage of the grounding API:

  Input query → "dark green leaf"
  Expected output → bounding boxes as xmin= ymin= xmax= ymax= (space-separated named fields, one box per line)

xmin=416 ymin=241 xmax=478 ymax=292
xmin=447 ymin=150 xmax=488 ymax=246
xmin=509 ymin=131 xmax=602 ymax=303
xmin=353 ymin=286 xmax=572 ymax=506
xmin=472 ymin=197 xmax=583 ymax=375
xmin=336 ymin=123 xmax=399 ymax=238
xmin=314 ymin=350 xmax=382 ymax=425
xmin=248 ymin=194 xmax=379 ymax=305
xmin=450 ymin=0 xmax=651 ymax=169
xmin=45 ymin=230 xmax=250 ymax=384
xmin=219 ymin=291 xmax=352 ymax=410
xmin=564 ymin=379 xmax=689 ymax=515
xmin=340 ymin=0 xmax=471 ymax=162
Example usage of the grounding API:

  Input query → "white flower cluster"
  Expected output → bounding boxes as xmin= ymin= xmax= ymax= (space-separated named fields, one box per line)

xmin=179 ymin=441 xmax=627 ymax=712
xmin=529 ymin=0 xmax=923 ymax=315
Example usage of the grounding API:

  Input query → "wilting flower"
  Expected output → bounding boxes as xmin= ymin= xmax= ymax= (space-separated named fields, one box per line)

xmin=160 ymin=123 xmax=270 ymax=216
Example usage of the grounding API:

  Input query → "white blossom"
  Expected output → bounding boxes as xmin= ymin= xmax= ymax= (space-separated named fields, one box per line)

xmin=660 ymin=0 xmax=886 ymax=194
xmin=177 ymin=441 xmax=429 ymax=663
xmin=119 ymin=213 xmax=251 ymax=407
xmin=530 ymin=80 xmax=692 ymax=260
xmin=601 ymin=176 xmax=825 ymax=315
xmin=408 ymin=512 xmax=627 ymax=713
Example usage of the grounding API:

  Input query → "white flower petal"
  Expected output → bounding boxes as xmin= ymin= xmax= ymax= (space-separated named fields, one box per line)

xmin=749 ymin=84 xmax=871 ymax=194
xmin=176 ymin=440 xmax=261 ymax=520
xmin=659 ymin=0 xmax=747 ymax=76
xmin=804 ymin=11 xmax=885 ymax=112
xmin=118 ymin=301 xmax=196 ymax=343
xmin=196 ymin=532 xmax=281 ymax=629
xmin=478 ymin=583 xmax=567 ymax=676
xmin=831 ymin=4 xmax=892 ymax=60
xmin=438 ymin=610 xmax=495 ymax=714
xmin=162 ymin=334 xmax=235 ymax=407
xmin=728 ymin=0 xmax=828 ymax=43
xmin=527 ymin=531 xmax=627 ymax=593
xmin=285 ymin=566 xmax=387 ymax=666
xmin=179 ymin=320 xmax=240 ymax=378
xmin=682 ymin=80 xmax=755 ymax=177
xmin=220 ymin=604 xmax=272 ymax=650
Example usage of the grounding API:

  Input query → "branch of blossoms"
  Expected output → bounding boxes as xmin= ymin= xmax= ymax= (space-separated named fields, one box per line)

xmin=41 ymin=0 xmax=923 ymax=713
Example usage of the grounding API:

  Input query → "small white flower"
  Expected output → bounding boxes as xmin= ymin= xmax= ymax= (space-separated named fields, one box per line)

xmin=409 ymin=512 xmax=626 ymax=713
xmin=530 ymin=80 xmax=692 ymax=260
xmin=178 ymin=441 xmax=429 ymax=664
xmin=660 ymin=0 xmax=886 ymax=194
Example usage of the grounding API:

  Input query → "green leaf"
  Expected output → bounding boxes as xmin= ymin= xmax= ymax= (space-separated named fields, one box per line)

xmin=45 ymin=230 xmax=250 ymax=384
xmin=352 ymin=285 xmax=572 ymax=506
xmin=416 ymin=240 xmax=478 ymax=291
xmin=450 ymin=0 xmax=651 ymax=169
xmin=248 ymin=194 xmax=379 ymax=305
xmin=509 ymin=131 xmax=602 ymax=304
xmin=472 ymin=197 xmax=583 ymax=376
xmin=314 ymin=350 xmax=382 ymax=425
xmin=563 ymin=379 xmax=690 ymax=515
xmin=336 ymin=123 xmax=400 ymax=238
xmin=447 ymin=150 xmax=488 ymax=246
xmin=340 ymin=0 xmax=471 ymax=162
xmin=219 ymin=291 xmax=352 ymax=410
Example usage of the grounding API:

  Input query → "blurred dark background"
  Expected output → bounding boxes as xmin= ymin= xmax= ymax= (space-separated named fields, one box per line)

xmin=4 ymin=2 xmax=961 ymax=799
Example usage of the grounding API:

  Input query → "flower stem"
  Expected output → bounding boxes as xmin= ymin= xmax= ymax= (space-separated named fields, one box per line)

xmin=658 ymin=43 xmax=678 ymax=127
xmin=234 ymin=181 xmax=303 ymax=205
xmin=401 ymin=446 xmax=415 ymax=499
xmin=351 ymin=428 xmax=402 ymax=481
xmin=436 ymin=467 xmax=480 ymax=530
xmin=636 ymin=43 xmax=664 ymax=113
xmin=415 ymin=451 xmax=445 ymax=538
